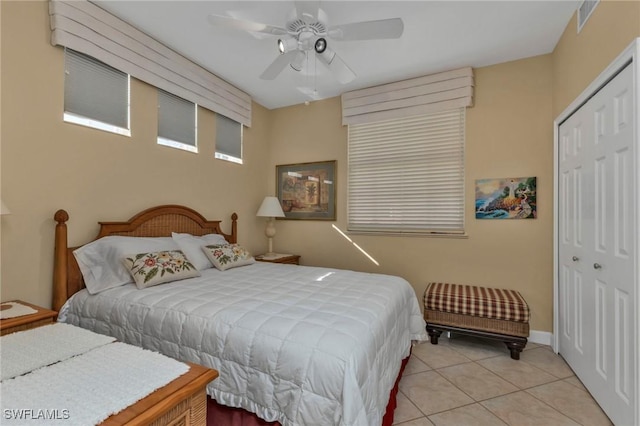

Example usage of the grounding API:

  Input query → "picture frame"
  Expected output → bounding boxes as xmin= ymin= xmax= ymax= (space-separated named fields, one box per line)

xmin=475 ymin=176 xmax=537 ymax=219
xmin=276 ymin=160 xmax=336 ymax=220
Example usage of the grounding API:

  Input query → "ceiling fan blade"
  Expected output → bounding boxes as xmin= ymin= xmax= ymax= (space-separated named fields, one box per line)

xmin=207 ymin=14 xmax=288 ymax=36
xmin=328 ymin=18 xmax=404 ymax=41
xmin=260 ymin=51 xmax=299 ymax=80
xmin=294 ymin=1 xmax=319 ymax=23
xmin=316 ymin=49 xmax=356 ymax=84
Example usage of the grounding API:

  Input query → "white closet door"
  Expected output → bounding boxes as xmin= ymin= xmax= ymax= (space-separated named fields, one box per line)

xmin=558 ymin=63 xmax=636 ymax=426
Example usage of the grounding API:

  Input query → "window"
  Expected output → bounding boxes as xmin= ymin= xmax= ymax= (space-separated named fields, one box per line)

xmin=157 ymin=89 xmax=197 ymax=152
xmin=348 ymin=108 xmax=465 ymax=235
xmin=64 ymin=49 xmax=130 ymax=136
xmin=215 ymin=114 xmax=243 ymax=164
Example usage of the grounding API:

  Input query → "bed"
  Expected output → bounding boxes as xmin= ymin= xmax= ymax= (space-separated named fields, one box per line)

xmin=52 ymin=205 xmax=427 ymax=426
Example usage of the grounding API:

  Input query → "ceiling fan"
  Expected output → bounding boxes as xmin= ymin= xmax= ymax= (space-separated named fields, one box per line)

xmin=207 ymin=2 xmax=404 ymax=84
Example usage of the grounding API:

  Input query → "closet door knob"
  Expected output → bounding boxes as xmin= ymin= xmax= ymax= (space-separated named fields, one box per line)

xmin=593 ymin=263 xmax=602 ymax=270
xmin=572 ymin=256 xmax=579 ymax=262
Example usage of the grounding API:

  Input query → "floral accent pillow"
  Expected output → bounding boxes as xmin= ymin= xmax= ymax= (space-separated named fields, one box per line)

xmin=123 ymin=250 xmax=200 ymax=289
xmin=171 ymin=232 xmax=228 ymax=271
xmin=202 ymin=244 xmax=255 ymax=271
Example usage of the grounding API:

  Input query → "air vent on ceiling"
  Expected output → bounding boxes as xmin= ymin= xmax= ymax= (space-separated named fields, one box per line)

xmin=577 ymin=0 xmax=599 ymax=33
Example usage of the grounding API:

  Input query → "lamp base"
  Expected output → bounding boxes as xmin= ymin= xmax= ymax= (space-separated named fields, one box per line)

xmin=265 ymin=226 xmax=276 ymax=256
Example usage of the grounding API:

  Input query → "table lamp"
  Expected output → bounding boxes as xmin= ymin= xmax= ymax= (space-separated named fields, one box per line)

xmin=256 ymin=196 xmax=285 ymax=257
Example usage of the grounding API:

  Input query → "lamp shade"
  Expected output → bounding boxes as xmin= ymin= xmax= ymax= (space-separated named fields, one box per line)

xmin=0 ymin=200 xmax=11 ymax=215
xmin=256 ymin=196 xmax=285 ymax=218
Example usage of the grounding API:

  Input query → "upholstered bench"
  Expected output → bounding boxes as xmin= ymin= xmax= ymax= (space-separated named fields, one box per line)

xmin=423 ymin=282 xmax=530 ymax=360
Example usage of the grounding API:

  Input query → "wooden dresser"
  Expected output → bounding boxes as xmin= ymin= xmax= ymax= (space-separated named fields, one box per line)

xmin=102 ymin=363 xmax=218 ymax=426
xmin=255 ymin=254 xmax=301 ymax=265
xmin=0 ymin=301 xmax=219 ymax=425
xmin=0 ymin=300 xmax=57 ymax=336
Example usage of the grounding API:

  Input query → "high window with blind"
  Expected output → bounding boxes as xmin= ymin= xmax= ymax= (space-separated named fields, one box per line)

xmin=64 ymin=49 xmax=130 ymax=136
xmin=215 ymin=113 xmax=243 ymax=164
xmin=157 ymin=89 xmax=197 ymax=153
xmin=348 ymin=108 xmax=465 ymax=235
xmin=51 ymin=0 xmax=252 ymax=128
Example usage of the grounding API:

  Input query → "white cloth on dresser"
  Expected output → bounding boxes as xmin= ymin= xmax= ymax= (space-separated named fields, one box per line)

xmin=0 ymin=323 xmax=115 ymax=381
xmin=1 ymin=341 xmax=189 ymax=425
xmin=62 ymin=262 xmax=428 ymax=426
xmin=0 ymin=301 xmax=37 ymax=319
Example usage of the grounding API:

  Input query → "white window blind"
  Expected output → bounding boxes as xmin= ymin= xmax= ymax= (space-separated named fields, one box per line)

xmin=348 ymin=108 xmax=465 ymax=234
xmin=157 ymin=89 xmax=197 ymax=152
xmin=64 ymin=48 xmax=129 ymax=134
xmin=215 ymin=114 xmax=243 ymax=164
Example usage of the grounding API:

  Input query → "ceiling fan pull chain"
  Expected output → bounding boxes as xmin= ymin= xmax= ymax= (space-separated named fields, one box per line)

xmin=304 ymin=52 xmax=309 ymax=86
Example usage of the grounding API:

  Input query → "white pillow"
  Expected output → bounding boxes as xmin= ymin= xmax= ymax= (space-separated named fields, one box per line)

xmin=73 ymin=236 xmax=179 ymax=294
xmin=171 ymin=232 xmax=228 ymax=270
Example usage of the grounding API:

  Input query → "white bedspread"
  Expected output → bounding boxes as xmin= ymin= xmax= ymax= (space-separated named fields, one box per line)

xmin=62 ymin=262 xmax=427 ymax=426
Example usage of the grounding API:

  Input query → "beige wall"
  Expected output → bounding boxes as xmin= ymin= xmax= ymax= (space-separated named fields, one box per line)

xmin=552 ymin=0 xmax=640 ymax=116
xmin=0 ymin=1 xmax=271 ymax=308
xmin=269 ymin=55 xmax=555 ymax=331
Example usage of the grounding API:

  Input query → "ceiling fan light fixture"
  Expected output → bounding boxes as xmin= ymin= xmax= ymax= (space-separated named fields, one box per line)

xmin=290 ymin=50 xmax=306 ymax=71
xmin=277 ymin=37 xmax=297 ymax=54
xmin=314 ymin=37 xmax=327 ymax=53
xmin=318 ymin=48 xmax=336 ymax=65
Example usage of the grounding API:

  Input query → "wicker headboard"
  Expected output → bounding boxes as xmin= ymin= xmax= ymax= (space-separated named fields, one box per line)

xmin=53 ymin=205 xmax=238 ymax=312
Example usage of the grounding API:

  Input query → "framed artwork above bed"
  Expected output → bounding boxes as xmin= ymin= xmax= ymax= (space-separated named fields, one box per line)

xmin=276 ymin=160 xmax=336 ymax=220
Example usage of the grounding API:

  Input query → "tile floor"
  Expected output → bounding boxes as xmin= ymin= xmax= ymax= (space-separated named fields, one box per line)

xmin=394 ymin=335 xmax=612 ymax=426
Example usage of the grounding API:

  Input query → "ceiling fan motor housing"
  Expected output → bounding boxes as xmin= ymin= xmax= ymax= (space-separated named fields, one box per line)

xmin=280 ymin=7 xmax=331 ymax=53
xmin=287 ymin=18 xmax=326 ymax=35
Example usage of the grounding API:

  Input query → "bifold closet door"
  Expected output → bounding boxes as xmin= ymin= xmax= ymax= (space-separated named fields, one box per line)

xmin=558 ymin=63 xmax=636 ymax=426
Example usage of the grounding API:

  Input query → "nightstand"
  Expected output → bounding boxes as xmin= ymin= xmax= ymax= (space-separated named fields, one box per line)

xmin=255 ymin=254 xmax=301 ymax=265
xmin=0 ymin=300 xmax=58 ymax=336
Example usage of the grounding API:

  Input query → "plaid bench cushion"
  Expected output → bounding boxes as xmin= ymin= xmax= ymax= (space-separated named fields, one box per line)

xmin=424 ymin=282 xmax=530 ymax=323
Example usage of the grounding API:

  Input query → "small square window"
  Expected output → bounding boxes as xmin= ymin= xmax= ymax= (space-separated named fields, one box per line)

xmin=215 ymin=114 xmax=243 ymax=164
xmin=63 ymin=49 xmax=130 ymax=136
xmin=157 ymin=89 xmax=197 ymax=153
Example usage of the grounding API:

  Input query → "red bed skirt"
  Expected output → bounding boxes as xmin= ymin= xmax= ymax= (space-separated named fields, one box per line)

xmin=206 ymin=354 xmax=410 ymax=426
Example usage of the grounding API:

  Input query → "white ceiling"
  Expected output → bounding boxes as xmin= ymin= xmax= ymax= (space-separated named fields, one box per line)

xmin=94 ymin=1 xmax=579 ymax=109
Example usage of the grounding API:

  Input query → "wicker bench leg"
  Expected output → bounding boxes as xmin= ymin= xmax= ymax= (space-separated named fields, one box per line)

xmin=426 ymin=323 xmax=527 ymax=360
xmin=426 ymin=327 xmax=442 ymax=344
xmin=505 ymin=340 xmax=527 ymax=360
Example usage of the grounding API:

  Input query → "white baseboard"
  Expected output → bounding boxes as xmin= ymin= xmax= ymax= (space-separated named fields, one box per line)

xmin=529 ymin=330 xmax=552 ymax=346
